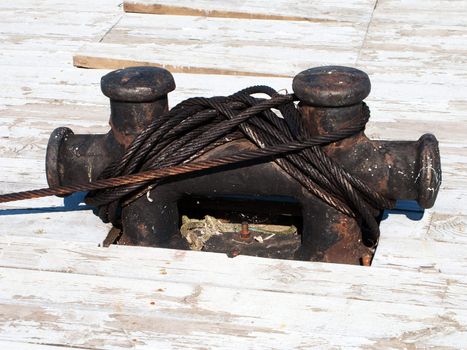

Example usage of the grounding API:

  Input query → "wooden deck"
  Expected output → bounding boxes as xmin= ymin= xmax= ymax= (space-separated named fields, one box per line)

xmin=1 ymin=0 xmax=466 ymax=348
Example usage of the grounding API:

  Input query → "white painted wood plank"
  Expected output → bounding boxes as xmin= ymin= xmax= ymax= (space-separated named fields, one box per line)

xmin=354 ymin=0 xmax=467 ymax=173
xmin=2 ymin=0 xmax=123 ymax=13
xmin=1 ymin=239 xmax=467 ymax=348
xmin=372 ymin=236 xmax=467 ymax=276
xmin=1 ymin=235 xmax=466 ymax=310
xmin=375 ymin=210 xmax=467 ymax=255
xmin=373 ymin=186 xmax=467 ymax=267
xmin=426 ymin=213 xmax=467 ymax=244
xmin=0 ymin=47 xmax=76 ymax=67
xmin=105 ymin=13 xmax=364 ymax=49
xmin=1 ymin=268 xmax=466 ymax=349
xmin=358 ymin=0 xmax=467 ymax=72
xmin=74 ymin=13 xmax=368 ymax=76
xmin=363 ymin=69 xmax=467 ymax=123
xmin=0 ymin=11 xmax=121 ymax=40
xmin=370 ymin=0 xmax=467 ymax=26
xmin=0 ymin=4 xmax=123 ymax=71
xmin=365 ymin=119 xmax=466 ymax=146
xmin=123 ymin=0 xmax=376 ymax=23
xmin=0 ymin=211 xmax=109 ymax=244
xmin=411 ymin=189 xmax=467 ymax=220
xmin=0 ymin=65 xmax=451 ymax=161
xmin=378 ymin=211 xmax=432 ymax=240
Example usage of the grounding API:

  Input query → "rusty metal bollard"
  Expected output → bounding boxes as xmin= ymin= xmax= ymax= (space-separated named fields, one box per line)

xmin=44 ymin=65 xmax=441 ymax=265
xmin=292 ymin=66 xmax=441 ymax=263
xmin=46 ymin=67 xmax=175 ymax=189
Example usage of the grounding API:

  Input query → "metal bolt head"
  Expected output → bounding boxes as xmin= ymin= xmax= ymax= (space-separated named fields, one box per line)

xmin=228 ymin=247 xmax=241 ymax=258
xmin=240 ymin=221 xmax=251 ymax=239
xmin=101 ymin=66 xmax=175 ymax=102
xmin=292 ymin=66 xmax=371 ymax=107
xmin=361 ymin=254 xmax=372 ymax=266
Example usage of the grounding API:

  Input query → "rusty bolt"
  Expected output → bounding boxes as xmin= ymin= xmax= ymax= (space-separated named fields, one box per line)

xmin=240 ymin=221 xmax=251 ymax=240
xmin=228 ymin=247 xmax=241 ymax=258
xmin=361 ymin=254 xmax=372 ymax=266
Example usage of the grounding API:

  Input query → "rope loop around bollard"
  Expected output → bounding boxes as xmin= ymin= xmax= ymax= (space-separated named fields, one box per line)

xmin=0 ymin=86 xmax=395 ymax=247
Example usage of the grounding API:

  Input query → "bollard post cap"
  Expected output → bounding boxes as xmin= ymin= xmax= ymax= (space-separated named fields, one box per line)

xmin=292 ymin=66 xmax=371 ymax=107
xmin=101 ymin=66 xmax=175 ymax=102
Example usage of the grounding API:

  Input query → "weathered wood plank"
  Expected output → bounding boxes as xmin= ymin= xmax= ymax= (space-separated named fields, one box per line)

xmin=370 ymin=0 xmax=467 ymax=26
xmin=73 ymin=13 xmax=367 ymax=76
xmin=0 ymin=210 xmax=109 ymax=244
xmin=426 ymin=213 xmax=467 ymax=244
xmin=1 ymin=235 xmax=466 ymax=309
xmin=374 ymin=174 xmax=467 ymax=265
xmin=0 ymin=10 xmax=121 ymax=40
xmin=373 ymin=189 xmax=467 ymax=266
xmin=1 ymin=239 xmax=467 ymax=348
xmin=123 ymin=0 xmax=376 ymax=23
xmin=361 ymin=69 xmax=467 ymax=123
xmin=358 ymin=0 xmax=467 ymax=72
xmin=0 ymin=272 xmax=465 ymax=349
xmin=372 ymin=236 xmax=467 ymax=276
xmin=353 ymin=0 xmax=467 ymax=175
xmin=0 ymin=3 xmax=122 ymax=72
xmin=2 ymin=0 xmax=123 ymax=13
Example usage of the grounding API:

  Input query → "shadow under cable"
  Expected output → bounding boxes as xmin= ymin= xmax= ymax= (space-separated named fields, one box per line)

xmin=380 ymin=200 xmax=425 ymax=221
xmin=0 ymin=192 xmax=93 ymax=216
xmin=0 ymin=192 xmax=424 ymax=223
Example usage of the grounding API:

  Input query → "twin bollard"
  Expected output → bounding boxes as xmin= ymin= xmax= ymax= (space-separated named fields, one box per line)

xmin=46 ymin=66 xmax=441 ymax=264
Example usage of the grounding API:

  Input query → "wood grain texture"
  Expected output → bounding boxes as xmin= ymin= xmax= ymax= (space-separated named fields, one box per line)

xmin=427 ymin=213 xmax=467 ymax=244
xmin=1 ymin=235 xmax=466 ymax=309
xmin=372 ymin=236 xmax=467 ymax=276
xmin=2 ymin=0 xmax=123 ymax=12
xmin=357 ymin=0 xmax=467 ymax=71
xmin=73 ymin=12 xmax=369 ymax=77
xmin=1 ymin=236 xmax=467 ymax=349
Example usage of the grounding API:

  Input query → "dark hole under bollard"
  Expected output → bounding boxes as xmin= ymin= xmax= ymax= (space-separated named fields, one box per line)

xmin=177 ymin=195 xmax=303 ymax=260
